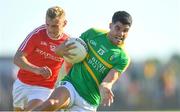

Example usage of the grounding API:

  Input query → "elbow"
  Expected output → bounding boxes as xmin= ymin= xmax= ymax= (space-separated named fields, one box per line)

xmin=13 ymin=51 xmax=23 ymax=66
xmin=13 ymin=54 xmax=18 ymax=65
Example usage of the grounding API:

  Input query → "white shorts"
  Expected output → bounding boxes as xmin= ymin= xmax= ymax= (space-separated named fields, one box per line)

xmin=57 ymin=81 xmax=97 ymax=112
xmin=12 ymin=79 xmax=53 ymax=109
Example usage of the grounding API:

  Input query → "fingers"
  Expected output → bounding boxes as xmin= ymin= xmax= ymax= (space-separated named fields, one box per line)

xmin=63 ymin=42 xmax=77 ymax=58
xmin=44 ymin=66 xmax=52 ymax=79
xmin=108 ymin=90 xmax=114 ymax=106
xmin=55 ymin=42 xmax=77 ymax=57
xmin=100 ymin=87 xmax=114 ymax=107
xmin=63 ymin=52 xmax=76 ymax=59
xmin=65 ymin=42 xmax=77 ymax=50
xmin=102 ymin=94 xmax=113 ymax=106
xmin=39 ymin=66 xmax=52 ymax=79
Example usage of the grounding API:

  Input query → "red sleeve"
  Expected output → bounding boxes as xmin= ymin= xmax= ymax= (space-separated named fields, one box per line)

xmin=18 ymin=32 xmax=39 ymax=55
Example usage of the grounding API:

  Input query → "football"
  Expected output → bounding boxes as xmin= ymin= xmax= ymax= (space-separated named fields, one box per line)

xmin=63 ymin=37 xmax=88 ymax=64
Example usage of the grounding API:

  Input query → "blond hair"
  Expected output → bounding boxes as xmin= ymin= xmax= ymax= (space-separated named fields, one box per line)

xmin=46 ymin=6 xmax=65 ymax=19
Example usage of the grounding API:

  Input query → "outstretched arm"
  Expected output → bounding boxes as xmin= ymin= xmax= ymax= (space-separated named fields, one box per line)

xmin=99 ymin=69 xmax=120 ymax=106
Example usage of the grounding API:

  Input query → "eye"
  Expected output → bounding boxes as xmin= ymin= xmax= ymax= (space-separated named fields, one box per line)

xmin=115 ymin=26 xmax=120 ymax=31
xmin=114 ymin=37 xmax=119 ymax=39
xmin=123 ymin=29 xmax=129 ymax=33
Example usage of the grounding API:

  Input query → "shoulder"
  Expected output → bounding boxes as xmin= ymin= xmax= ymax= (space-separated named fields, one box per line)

xmin=61 ymin=33 xmax=70 ymax=40
xmin=85 ymin=28 xmax=107 ymax=34
xmin=82 ymin=28 xmax=108 ymax=37
xmin=113 ymin=47 xmax=130 ymax=64
xmin=31 ymin=25 xmax=46 ymax=34
xmin=26 ymin=25 xmax=46 ymax=41
xmin=120 ymin=49 xmax=131 ymax=64
xmin=63 ymin=33 xmax=70 ymax=38
xmin=28 ymin=25 xmax=46 ymax=37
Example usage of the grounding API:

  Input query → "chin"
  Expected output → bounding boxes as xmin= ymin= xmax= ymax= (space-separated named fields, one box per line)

xmin=50 ymin=34 xmax=59 ymax=39
xmin=115 ymin=42 xmax=123 ymax=46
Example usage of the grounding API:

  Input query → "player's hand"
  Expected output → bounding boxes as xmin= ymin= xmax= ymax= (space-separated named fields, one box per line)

xmin=99 ymin=83 xmax=114 ymax=106
xmin=34 ymin=66 xmax=52 ymax=79
xmin=55 ymin=41 xmax=77 ymax=59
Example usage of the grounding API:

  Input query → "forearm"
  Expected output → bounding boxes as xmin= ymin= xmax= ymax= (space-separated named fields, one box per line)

xmin=101 ymin=69 xmax=120 ymax=89
xmin=99 ymin=69 xmax=120 ymax=106
xmin=64 ymin=61 xmax=72 ymax=74
xmin=14 ymin=51 xmax=38 ymax=73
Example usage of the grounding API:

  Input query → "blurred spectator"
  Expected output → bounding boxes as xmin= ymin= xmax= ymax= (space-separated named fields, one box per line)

xmin=0 ymin=57 xmax=17 ymax=110
xmin=1 ymin=53 xmax=180 ymax=110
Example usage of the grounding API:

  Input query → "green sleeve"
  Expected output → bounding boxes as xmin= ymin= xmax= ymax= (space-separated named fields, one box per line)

xmin=79 ymin=28 xmax=105 ymax=42
xmin=113 ymin=52 xmax=130 ymax=74
xmin=79 ymin=28 xmax=93 ymax=42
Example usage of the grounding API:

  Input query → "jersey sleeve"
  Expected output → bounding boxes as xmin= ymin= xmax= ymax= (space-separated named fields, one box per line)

xmin=79 ymin=28 xmax=92 ymax=41
xmin=18 ymin=32 xmax=39 ymax=55
xmin=80 ymin=28 xmax=108 ymax=41
xmin=113 ymin=52 xmax=131 ymax=74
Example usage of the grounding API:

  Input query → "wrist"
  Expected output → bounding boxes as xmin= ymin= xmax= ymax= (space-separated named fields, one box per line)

xmin=100 ymin=82 xmax=112 ymax=90
xmin=54 ymin=47 xmax=63 ymax=57
xmin=30 ymin=65 xmax=40 ymax=75
xmin=55 ymin=51 xmax=63 ymax=57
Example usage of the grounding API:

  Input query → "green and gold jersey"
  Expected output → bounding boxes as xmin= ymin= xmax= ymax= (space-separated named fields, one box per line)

xmin=63 ymin=28 xmax=130 ymax=106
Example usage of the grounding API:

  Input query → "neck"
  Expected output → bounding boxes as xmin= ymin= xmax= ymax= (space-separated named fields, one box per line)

xmin=107 ymin=32 xmax=112 ymax=40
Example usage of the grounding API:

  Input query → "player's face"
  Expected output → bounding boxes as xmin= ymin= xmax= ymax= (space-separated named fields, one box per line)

xmin=108 ymin=21 xmax=130 ymax=45
xmin=46 ymin=16 xmax=67 ymax=39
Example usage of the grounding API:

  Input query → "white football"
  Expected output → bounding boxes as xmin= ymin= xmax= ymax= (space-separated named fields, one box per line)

xmin=63 ymin=37 xmax=88 ymax=64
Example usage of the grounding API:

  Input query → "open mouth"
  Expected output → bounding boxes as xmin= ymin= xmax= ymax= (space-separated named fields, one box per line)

xmin=114 ymin=36 xmax=125 ymax=41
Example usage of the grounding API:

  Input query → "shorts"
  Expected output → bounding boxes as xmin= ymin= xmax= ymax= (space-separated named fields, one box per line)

xmin=12 ymin=79 xmax=53 ymax=109
xmin=57 ymin=81 xmax=97 ymax=112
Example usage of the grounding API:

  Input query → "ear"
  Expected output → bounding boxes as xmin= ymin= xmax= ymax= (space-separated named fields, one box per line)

xmin=109 ymin=22 xmax=112 ymax=29
xmin=63 ymin=20 xmax=67 ymax=27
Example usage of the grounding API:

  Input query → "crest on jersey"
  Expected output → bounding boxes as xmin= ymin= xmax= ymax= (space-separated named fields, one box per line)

xmin=89 ymin=40 xmax=96 ymax=46
xmin=109 ymin=55 xmax=116 ymax=61
xmin=50 ymin=45 xmax=56 ymax=51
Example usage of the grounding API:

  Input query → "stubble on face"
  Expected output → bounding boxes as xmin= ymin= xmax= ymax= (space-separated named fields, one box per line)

xmin=46 ymin=17 xmax=66 ymax=40
xmin=108 ymin=22 xmax=130 ymax=46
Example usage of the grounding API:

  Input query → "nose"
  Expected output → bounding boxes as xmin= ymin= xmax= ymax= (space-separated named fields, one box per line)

xmin=119 ymin=31 xmax=124 ymax=37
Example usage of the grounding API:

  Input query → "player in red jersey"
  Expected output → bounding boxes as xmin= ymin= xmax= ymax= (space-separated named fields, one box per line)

xmin=12 ymin=6 xmax=75 ymax=111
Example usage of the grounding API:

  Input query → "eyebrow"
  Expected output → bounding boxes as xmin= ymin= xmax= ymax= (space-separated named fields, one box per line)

xmin=115 ymin=25 xmax=129 ymax=30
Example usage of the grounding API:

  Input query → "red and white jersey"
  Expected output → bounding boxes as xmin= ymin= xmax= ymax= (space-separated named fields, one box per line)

xmin=17 ymin=25 xmax=69 ymax=89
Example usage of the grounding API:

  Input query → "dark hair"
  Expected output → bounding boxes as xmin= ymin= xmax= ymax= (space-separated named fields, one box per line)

xmin=112 ymin=11 xmax=132 ymax=26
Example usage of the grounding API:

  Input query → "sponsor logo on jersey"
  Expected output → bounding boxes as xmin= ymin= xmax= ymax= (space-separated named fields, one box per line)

xmin=35 ymin=48 xmax=63 ymax=62
xmin=88 ymin=57 xmax=106 ymax=74
xmin=40 ymin=41 xmax=47 ymax=46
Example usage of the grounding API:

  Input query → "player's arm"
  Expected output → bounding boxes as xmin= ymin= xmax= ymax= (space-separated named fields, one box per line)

xmin=14 ymin=50 xmax=37 ymax=72
xmin=54 ymin=41 xmax=76 ymax=74
xmin=64 ymin=61 xmax=73 ymax=74
xmin=14 ymin=50 xmax=52 ymax=79
xmin=99 ymin=69 xmax=120 ymax=106
xmin=54 ymin=41 xmax=76 ymax=59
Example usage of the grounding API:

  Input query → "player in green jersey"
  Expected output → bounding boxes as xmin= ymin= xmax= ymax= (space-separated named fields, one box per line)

xmin=34 ymin=10 xmax=132 ymax=111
